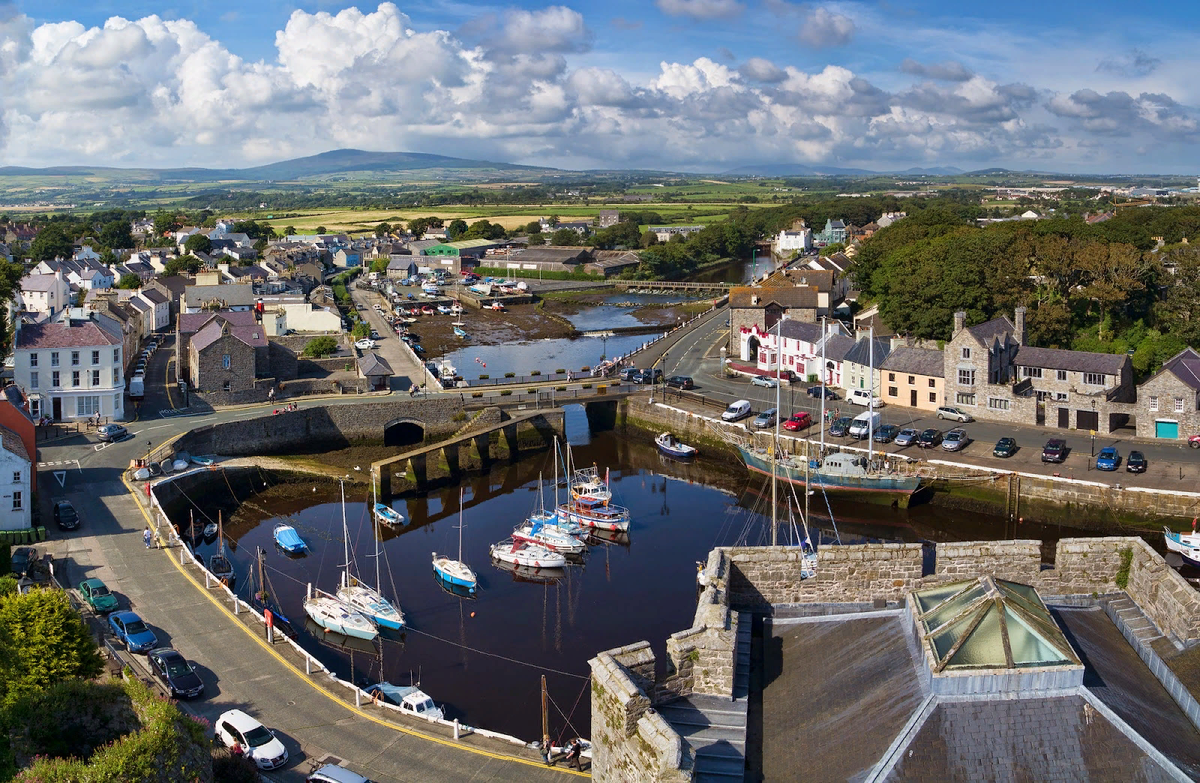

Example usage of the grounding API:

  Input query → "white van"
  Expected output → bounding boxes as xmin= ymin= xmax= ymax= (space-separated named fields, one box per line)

xmin=721 ymin=399 xmax=753 ymax=422
xmin=848 ymin=411 xmax=882 ymax=440
xmin=848 ymin=389 xmax=885 ymax=408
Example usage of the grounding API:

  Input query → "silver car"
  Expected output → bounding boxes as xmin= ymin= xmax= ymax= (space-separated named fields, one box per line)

xmin=936 ymin=406 xmax=974 ymax=423
xmin=752 ymin=408 xmax=778 ymax=428
xmin=942 ymin=428 xmax=970 ymax=452
xmin=894 ymin=427 xmax=919 ymax=447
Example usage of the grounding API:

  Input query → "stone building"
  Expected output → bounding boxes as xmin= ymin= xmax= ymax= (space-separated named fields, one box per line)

xmin=187 ymin=318 xmax=266 ymax=394
xmin=880 ymin=346 xmax=945 ymax=411
xmin=1130 ymin=347 xmax=1200 ymax=440
xmin=729 ymin=286 xmax=819 ymax=359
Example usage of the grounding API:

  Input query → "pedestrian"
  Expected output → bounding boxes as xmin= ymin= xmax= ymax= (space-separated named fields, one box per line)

xmin=541 ymin=735 xmax=553 ymax=766
xmin=230 ymin=742 xmax=244 ymax=759
xmin=567 ymin=738 xmax=583 ymax=770
xmin=143 ymin=527 xmax=153 ymax=549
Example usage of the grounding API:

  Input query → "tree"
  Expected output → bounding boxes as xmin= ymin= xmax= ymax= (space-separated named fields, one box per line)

xmin=116 ymin=273 xmax=142 ymax=290
xmin=152 ymin=212 xmax=179 ymax=236
xmin=370 ymin=257 xmax=389 ymax=274
xmin=525 ymin=221 xmax=542 ymax=235
xmin=303 ymin=336 xmax=338 ymax=357
xmin=818 ymin=242 xmax=845 ymax=256
xmin=183 ymin=234 xmax=211 ymax=255
xmin=375 ymin=222 xmax=392 ymax=238
xmin=446 ymin=219 xmax=468 ymax=239
xmin=284 ymin=225 xmax=297 ymax=237
xmin=98 ymin=220 xmax=134 ymax=251
xmin=0 ymin=589 xmax=103 ymax=708
xmin=314 ymin=226 xmax=327 ymax=235
xmin=546 ymin=215 xmax=560 ymax=227
xmin=351 ymin=322 xmax=371 ymax=339
xmin=160 ymin=255 xmax=202 ymax=278
xmin=28 ymin=225 xmax=72 ymax=262
xmin=527 ymin=234 xmax=546 ymax=246
xmin=550 ymin=228 xmax=583 ymax=246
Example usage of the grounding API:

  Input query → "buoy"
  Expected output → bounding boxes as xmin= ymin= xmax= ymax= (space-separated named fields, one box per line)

xmin=470 ymin=611 xmax=475 ymax=618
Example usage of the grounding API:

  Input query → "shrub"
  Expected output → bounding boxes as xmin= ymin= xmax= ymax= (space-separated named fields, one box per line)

xmin=555 ymin=368 xmax=566 ymax=374
xmin=528 ymin=388 xmax=538 ymax=394
xmin=555 ymin=386 xmax=567 ymax=391
xmin=504 ymin=372 xmax=516 ymax=378
xmin=351 ymin=322 xmax=371 ymax=339
xmin=303 ymin=336 xmax=338 ymax=358
xmin=478 ymin=374 xmax=489 ymax=380
xmin=582 ymin=383 xmax=592 ymax=389
xmin=452 ymin=411 xmax=468 ymax=422
xmin=530 ymin=370 xmax=541 ymax=376
xmin=1115 ymin=546 xmax=1134 ymax=589
xmin=472 ymin=392 xmax=483 ymax=398
xmin=500 ymin=390 xmax=513 ymax=396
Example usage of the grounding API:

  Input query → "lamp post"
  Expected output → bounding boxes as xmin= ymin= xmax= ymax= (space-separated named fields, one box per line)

xmin=1090 ymin=400 xmax=1096 ymax=456
xmin=751 ymin=248 xmax=757 ymax=282
xmin=146 ymin=440 xmax=152 ymax=468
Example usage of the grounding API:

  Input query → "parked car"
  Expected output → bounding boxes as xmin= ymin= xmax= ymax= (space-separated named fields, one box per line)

xmin=751 ymin=375 xmax=778 ymax=388
xmin=1190 ymin=434 xmax=1200 ymax=449
xmin=354 ymin=339 xmax=376 ymax=350
xmin=936 ymin=406 xmax=974 ymax=423
xmin=894 ymin=427 xmax=919 ymax=447
xmin=1126 ymin=451 xmax=1147 ymax=473
xmin=78 ymin=578 xmax=119 ymax=614
xmin=875 ymin=424 xmax=899 ymax=443
xmin=807 ymin=386 xmax=838 ymax=399
xmin=721 ymin=400 xmax=753 ymax=422
xmin=942 ymin=429 xmax=969 ymax=452
xmin=108 ymin=611 xmax=158 ymax=653
xmin=782 ymin=412 xmax=812 ymax=431
xmin=847 ymin=389 xmax=885 ymax=408
xmin=148 ymin=648 xmax=204 ymax=699
xmin=665 ymin=375 xmax=694 ymax=390
xmin=53 ymin=500 xmax=79 ymax=530
xmin=634 ymin=368 xmax=664 ymax=385
xmin=1095 ymin=447 xmax=1120 ymax=471
xmin=1041 ymin=439 xmax=1067 ymax=463
xmin=97 ymin=423 xmax=128 ymax=442
xmin=828 ymin=416 xmax=853 ymax=437
xmin=993 ymin=437 xmax=1017 ymax=458
xmin=215 ymin=709 xmax=289 ymax=770
xmin=10 ymin=546 xmax=36 ymax=577
xmin=619 ymin=367 xmax=639 ymax=382
xmin=369 ymin=330 xmax=380 ymax=340
xmin=307 ymin=763 xmax=374 ymax=783
xmin=917 ymin=428 xmax=943 ymax=448
xmin=752 ymin=408 xmax=778 ymax=429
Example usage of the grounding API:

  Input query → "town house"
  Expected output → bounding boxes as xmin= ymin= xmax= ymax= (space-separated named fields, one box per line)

xmin=750 ymin=319 xmax=855 ymax=386
xmin=880 ymin=346 xmax=945 ymax=411
xmin=842 ymin=335 xmax=892 ymax=395
xmin=12 ymin=319 xmax=124 ymax=421
xmin=19 ymin=271 xmax=70 ymax=318
xmin=0 ymin=426 xmax=31 ymax=531
xmin=730 ymin=286 xmax=819 ymax=359
xmin=1129 ymin=347 xmax=1200 ymax=440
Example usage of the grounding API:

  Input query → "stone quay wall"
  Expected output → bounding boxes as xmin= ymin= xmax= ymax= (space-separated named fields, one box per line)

xmin=1125 ymin=537 xmax=1200 ymax=646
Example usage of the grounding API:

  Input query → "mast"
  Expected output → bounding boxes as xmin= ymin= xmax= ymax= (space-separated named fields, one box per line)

xmin=373 ymin=481 xmax=382 ymax=592
xmin=553 ymin=436 xmax=560 ymax=509
xmin=341 ymin=479 xmax=350 ymax=585
xmin=868 ymin=325 xmax=874 ymax=462
xmin=819 ymin=316 xmax=827 ymax=454
xmin=457 ymin=487 xmax=465 ymax=563
xmin=541 ymin=674 xmax=550 ymax=755
xmin=772 ymin=316 xmax=782 ymax=546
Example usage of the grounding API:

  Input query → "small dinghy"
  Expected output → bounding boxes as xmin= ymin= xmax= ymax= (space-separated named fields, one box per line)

xmin=132 ymin=466 xmax=151 ymax=481
xmin=655 ymin=432 xmax=698 ymax=459
xmin=489 ymin=538 xmax=567 ymax=569
xmin=453 ymin=326 xmax=467 ymax=339
xmin=202 ymin=522 xmax=218 ymax=540
xmin=172 ymin=459 xmax=190 ymax=472
xmin=374 ymin=503 xmax=405 ymax=527
xmin=190 ymin=455 xmax=215 ymax=467
xmin=273 ymin=524 xmax=306 ymax=554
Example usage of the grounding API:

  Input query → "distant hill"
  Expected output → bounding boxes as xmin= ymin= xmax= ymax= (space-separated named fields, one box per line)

xmin=721 ymin=163 xmax=964 ymax=177
xmin=0 ymin=149 xmax=559 ymax=183
xmin=899 ymin=166 xmax=964 ymax=176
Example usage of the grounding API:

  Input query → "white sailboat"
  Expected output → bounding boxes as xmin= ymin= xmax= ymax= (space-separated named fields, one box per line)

xmin=489 ymin=538 xmax=568 ymax=569
xmin=433 ymin=488 xmax=478 ymax=592
xmin=337 ymin=482 xmax=404 ymax=630
xmin=304 ymin=584 xmax=377 ymax=640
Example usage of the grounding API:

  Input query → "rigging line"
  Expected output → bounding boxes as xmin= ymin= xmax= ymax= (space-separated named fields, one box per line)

xmin=169 ymin=480 xmax=217 ymax=525
xmin=401 ymin=625 xmax=588 ymax=680
xmin=548 ymin=685 xmax=588 ymax=744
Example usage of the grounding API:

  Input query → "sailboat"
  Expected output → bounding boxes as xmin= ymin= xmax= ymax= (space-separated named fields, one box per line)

xmin=208 ymin=511 xmax=235 ymax=580
xmin=559 ymin=465 xmax=631 ymax=532
xmin=514 ymin=472 xmax=586 ymax=553
xmin=489 ymin=538 xmax=567 ymax=569
xmin=248 ymin=547 xmax=296 ymax=637
xmin=433 ymin=488 xmax=478 ymax=592
xmin=304 ymin=584 xmax=377 ymax=640
xmin=335 ymin=482 xmax=404 ymax=630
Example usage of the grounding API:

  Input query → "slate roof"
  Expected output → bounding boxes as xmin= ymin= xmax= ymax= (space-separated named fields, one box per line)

xmin=881 ymin=346 xmax=945 ymax=378
xmin=358 ymin=353 xmax=393 ymax=377
xmin=843 ymin=338 xmax=892 ymax=369
xmin=821 ymin=334 xmax=856 ymax=361
xmin=965 ymin=315 xmax=1016 ymax=345
xmin=511 ymin=247 xmax=590 ymax=264
xmin=0 ymin=425 xmax=29 ymax=463
xmin=141 ymin=288 xmax=168 ymax=304
xmin=729 ymin=286 xmax=819 ymax=310
xmin=21 ymin=274 xmax=64 ymax=293
xmin=190 ymin=319 xmax=266 ymax=352
xmin=15 ymin=321 xmax=121 ymax=350
xmin=1150 ymin=347 xmax=1200 ymax=391
xmin=185 ymin=284 xmax=255 ymax=308
xmin=781 ymin=269 xmax=836 ymax=292
xmin=1015 ymin=346 xmax=1128 ymax=376
xmin=777 ymin=320 xmax=826 ymax=343
xmin=178 ymin=309 xmax=258 ymax=335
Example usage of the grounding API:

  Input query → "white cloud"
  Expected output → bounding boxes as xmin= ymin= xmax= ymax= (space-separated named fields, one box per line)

xmin=739 ymin=57 xmax=786 ymax=83
xmin=798 ymin=7 xmax=855 ymax=48
xmin=654 ymin=0 xmax=744 ymax=21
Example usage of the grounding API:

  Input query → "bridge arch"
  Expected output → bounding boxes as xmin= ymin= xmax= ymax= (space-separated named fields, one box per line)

xmin=383 ymin=417 xmax=425 ymax=448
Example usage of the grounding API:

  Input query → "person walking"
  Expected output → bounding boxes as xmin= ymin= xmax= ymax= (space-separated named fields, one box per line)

xmin=566 ymin=738 xmax=583 ymax=770
xmin=541 ymin=735 xmax=554 ymax=766
xmin=143 ymin=527 xmax=153 ymax=549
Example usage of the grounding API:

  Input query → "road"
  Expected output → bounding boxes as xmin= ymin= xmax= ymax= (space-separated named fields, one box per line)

xmin=350 ymin=287 xmax=427 ymax=392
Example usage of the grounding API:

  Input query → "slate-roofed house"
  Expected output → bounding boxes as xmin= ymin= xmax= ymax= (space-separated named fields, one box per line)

xmin=881 ymin=346 xmax=946 ymax=411
xmin=188 ymin=317 xmax=268 ymax=395
xmin=0 ymin=425 xmax=31 ymax=530
xmin=12 ymin=319 xmax=124 ymax=422
xmin=598 ymin=210 xmax=620 ymax=228
xmin=750 ymin=319 xmax=853 ymax=383
xmin=730 ymin=285 xmax=820 ymax=359
xmin=843 ymin=336 xmax=892 ymax=396
xmin=358 ymin=353 xmax=392 ymax=391
xmin=19 ymin=272 xmax=70 ymax=318
xmin=182 ymin=283 xmax=255 ymax=313
xmin=1131 ymin=347 xmax=1200 ymax=440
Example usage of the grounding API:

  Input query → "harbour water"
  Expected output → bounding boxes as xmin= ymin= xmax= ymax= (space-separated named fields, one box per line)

xmin=183 ymin=429 xmax=1115 ymax=743
xmin=441 ymin=332 xmax=656 ymax=380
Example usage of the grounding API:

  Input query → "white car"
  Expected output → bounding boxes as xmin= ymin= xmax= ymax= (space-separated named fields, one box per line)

xmin=751 ymin=375 xmax=778 ymax=388
xmin=214 ymin=709 xmax=289 ymax=770
xmin=354 ymin=339 xmax=377 ymax=350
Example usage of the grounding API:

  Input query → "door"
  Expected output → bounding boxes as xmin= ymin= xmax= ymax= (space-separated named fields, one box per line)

xmin=910 ymin=389 xmax=917 ymax=407
xmin=52 ymin=397 xmax=62 ymax=421
xmin=1076 ymin=410 xmax=1099 ymax=432
xmin=1155 ymin=420 xmax=1179 ymax=439
xmin=1057 ymin=407 xmax=1070 ymax=428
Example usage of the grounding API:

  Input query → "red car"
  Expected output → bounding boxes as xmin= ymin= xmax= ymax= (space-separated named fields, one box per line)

xmin=1190 ymin=434 xmax=1200 ymax=449
xmin=782 ymin=412 xmax=812 ymax=431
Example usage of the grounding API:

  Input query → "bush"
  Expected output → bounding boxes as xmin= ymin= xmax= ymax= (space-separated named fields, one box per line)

xmin=504 ymin=372 xmax=516 ymax=378
xmin=478 ymin=374 xmax=489 ymax=380
xmin=555 ymin=386 xmax=567 ymax=391
xmin=351 ymin=322 xmax=371 ymax=339
xmin=528 ymin=388 xmax=538 ymax=394
xmin=530 ymin=370 xmax=541 ymax=376
xmin=472 ymin=392 xmax=483 ymax=398
xmin=582 ymin=383 xmax=592 ymax=389
xmin=452 ymin=411 xmax=468 ymax=422
xmin=555 ymin=368 xmax=566 ymax=374
xmin=500 ymin=390 xmax=513 ymax=396
xmin=303 ymin=336 xmax=338 ymax=358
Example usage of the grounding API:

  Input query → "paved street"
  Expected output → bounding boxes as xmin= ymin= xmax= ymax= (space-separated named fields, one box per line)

xmin=350 ymin=286 xmax=427 ymax=392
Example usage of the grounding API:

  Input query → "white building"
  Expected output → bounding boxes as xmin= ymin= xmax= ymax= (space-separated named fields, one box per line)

xmin=876 ymin=212 xmax=907 ymax=228
xmin=13 ymin=319 xmax=124 ymax=421
xmin=745 ymin=319 xmax=855 ymax=386
xmin=19 ymin=272 xmax=70 ymax=318
xmin=773 ymin=228 xmax=813 ymax=254
xmin=262 ymin=303 xmax=342 ymax=336
xmin=32 ymin=258 xmax=113 ymax=291
xmin=0 ymin=427 xmax=31 ymax=531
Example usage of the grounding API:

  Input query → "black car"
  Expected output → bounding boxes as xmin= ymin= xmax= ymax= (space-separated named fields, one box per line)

xmin=1041 ymin=439 xmax=1067 ymax=463
xmin=147 ymin=648 xmax=204 ymax=699
xmin=993 ymin=437 xmax=1017 ymax=458
xmin=10 ymin=546 xmax=36 ymax=577
xmin=917 ymin=428 xmax=943 ymax=448
xmin=638 ymin=368 xmax=664 ymax=384
xmin=875 ymin=424 xmax=899 ymax=443
xmin=807 ymin=386 xmax=839 ymax=399
xmin=1126 ymin=451 xmax=1147 ymax=473
xmin=665 ymin=375 xmax=694 ymax=390
xmin=53 ymin=500 xmax=79 ymax=530
xmin=828 ymin=416 xmax=852 ymax=437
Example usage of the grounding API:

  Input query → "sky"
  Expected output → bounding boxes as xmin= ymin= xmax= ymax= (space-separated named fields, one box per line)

xmin=1 ymin=0 xmax=1199 ymax=174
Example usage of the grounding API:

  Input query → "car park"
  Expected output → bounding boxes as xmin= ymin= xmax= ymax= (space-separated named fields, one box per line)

xmin=78 ymin=578 xmax=119 ymax=613
xmin=942 ymin=429 xmax=969 ymax=452
xmin=97 ymin=424 xmax=128 ymax=442
xmin=917 ymin=428 xmax=943 ymax=448
xmin=875 ymin=424 xmax=899 ymax=443
xmin=828 ymin=416 xmax=852 ymax=437
xmin=936 ymin=406 xmax=974 ymax=423
xmin=148 ymin=648 xmax=204 ymax=699
xmin=782 ymin=412 xmax=812 ymax=431
xmin=807 ymin=386 xmax=838 ymax=399
xmin=1095 ymin=447 xmax=1120 ymax=471
xmin=752 ymin=408 xmax=778 ymax=428
xmin=10 ymin=546 xmax=36 ymax=577
xmin=1041 ymin=439 xmax=1067 ymax=463
xmin=53 ymin=500 xmax=79 ymax=530
xmin=108 ymin=611 xmax=158 ymax=653
xmin=751 ymin=375 xmax=779 ymax=388
xmin=665 ymin=375 xmax=694 ymax=390
xmin=993 ymin=437 xmax=1017 ymax=458
xmin=215 ymin=709 xmax=289 ymax=770
xmin=894 ymin=427 xmax=919 ymax=447
xmin=1126 ymin=451 xmax=1147 ymax=473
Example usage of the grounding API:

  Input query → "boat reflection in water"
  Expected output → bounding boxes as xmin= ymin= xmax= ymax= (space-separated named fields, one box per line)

xmin=304 ymin=618 xmax=383 ymax=655
xmin=433 ymin=572 xmax=478 ymax=600
xmin=491 ymin=558 xmax=568 ymax=585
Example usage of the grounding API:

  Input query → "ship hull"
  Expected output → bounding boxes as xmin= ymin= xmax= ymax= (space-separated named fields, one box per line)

xmin=739 ymin=447 xmax=921 ymax=506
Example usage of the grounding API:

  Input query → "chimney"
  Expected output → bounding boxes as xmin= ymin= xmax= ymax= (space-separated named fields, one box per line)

xmin=1014 ymin=306 xmax=1027 ymax=345
xmin=953 ymin=311 xmax=966 ymax=336
xmin=751 ymin=295 xmax=759 ymax=305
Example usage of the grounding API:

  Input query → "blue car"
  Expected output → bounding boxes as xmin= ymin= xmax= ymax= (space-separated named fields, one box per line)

xmin=109 ymin=611 xmax=158 ymax=653
xmin=1095 ymin=447 xmax=1120 ymax=471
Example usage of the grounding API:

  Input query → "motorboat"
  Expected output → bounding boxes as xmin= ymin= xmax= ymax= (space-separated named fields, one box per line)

xmin=190 ymin=455 xmax=215 ymax=467
xmin=1164 ymin=526 xmax=1200 ymax=567
xmin=364 ymin=682 xmax=444 ymax=721
xmin=437 ymin=304 xmax=453 ymax=315
xmin=374 ymin=503 xmax=405 ymax=527
xmin=433 ymin=488 xmax=477 ymax=592
xmin=655 ymin=432 xmax=698 ymax=459
xmin=513 ymin=518 xmax=586 ymax=554
xmin=303 ymin=586 xmax=377 ymax=640
xmin=272 ymin=524 xmax=306 ymax=554
xmin=558 ymin=496 xmax=631 ymax=532
xmin=489 ymin=538 xmax=567 ymax=569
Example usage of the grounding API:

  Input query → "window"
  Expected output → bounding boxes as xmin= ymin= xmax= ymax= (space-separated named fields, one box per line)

xmin=223 ymin=381 xmax=232 ymax=392
xmin=51 ymin=371 xmax=59 ymax=387
xmin=929 ymin=392 xmax=937 ymax=403
xmin=11 ymin=471 xmax=19 ymax=484
xmin=29 ymin=372 xmax=38 ymax=390
xmin=956 ymin=393 xmax=976 ymax=406
xmin=71 ymin=351 xmax=79 ymax=366
xmin=91 ymin=370 xmax=100 ymax=386
xmin=113 ymin=348 xmax=119 ymax=363
xmin=988 ymin=397 xmax=1010 ymax=411
xmin=1083 ymin=372 xmax=1105 ymax=386
xmin=11 ymin=492 xmax=20 ymax=512
xmin=112 ymin=369 xmax=120 ymax=385
xmin=222 ymin=354 xmax=231 ymax=370
xmin=1057 ymin=370 xmax=1067 ymax=381
xmin=888 ymin=373 xmax=895 ymax=382
xmin=1150 ymin=396 xmax=1159 ymax=411
xmin=76 ymin=396 xmax=100 ymax=417
xmin=50 ymin=352 xmax=59 ymax=367
xmin=958 ymin=369 xmax=975 ymax=386
xmin=888 ymin=386 xmax=898 ymax=397
xmin=1035 ymin=390 xmax=1051 ymax=401
xmin=29 ymin=353 xmax=37 ymax=368
xmin=91 ymin=350 xmax=100 ymax=365
xmin=71 ymin=371 xmax=80 ymax=388
xmin=1021 ymin=366 xmax=1042 ymax=379
xmin=1176 ymin=397 xmax=1185 ymax=413
xmin=961 ymin=347 xmax=971 ymax=359
xmin=908 ymin=375 xmax=915 ymax=385
xmin=1054 ymin=392 xmax=1068 ymax=401
xmin=928 ymin=379 xmax=936 ymax=388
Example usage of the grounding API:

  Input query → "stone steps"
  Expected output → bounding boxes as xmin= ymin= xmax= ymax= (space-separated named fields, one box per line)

xmin=1109 ymin=597 xmax=1163 ymax=645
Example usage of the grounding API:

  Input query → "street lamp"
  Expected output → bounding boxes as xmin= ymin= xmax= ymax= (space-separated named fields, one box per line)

xmin=1090 ymin=399 xmax=1096 ymax=456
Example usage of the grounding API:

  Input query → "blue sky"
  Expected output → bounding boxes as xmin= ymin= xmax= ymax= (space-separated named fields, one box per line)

xmin=2 ymin=0 xmax=1199 ymax=173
